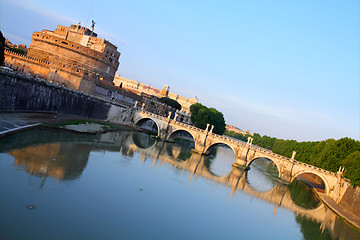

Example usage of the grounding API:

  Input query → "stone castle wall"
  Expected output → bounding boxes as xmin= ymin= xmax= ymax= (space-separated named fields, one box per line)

xmin=339 ymin=185 xmax=360 ymax=220
xmin=4 ymin=49 xmax=50 ymax=79
xmin=0 ymin=70 xmax=126 ymax=120
xmin=4 ymin=49 xmax=86 ymax=90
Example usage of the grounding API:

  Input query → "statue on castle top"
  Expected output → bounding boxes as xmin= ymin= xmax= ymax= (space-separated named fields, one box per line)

xmin=90 ymin=20 xmax=96 ymax=31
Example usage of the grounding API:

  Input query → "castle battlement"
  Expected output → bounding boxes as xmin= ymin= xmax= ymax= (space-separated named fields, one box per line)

xmin=30 ymin=32 xmax=106 ymax=62
xmin=5 ymin=49 xmax=50 ymax=66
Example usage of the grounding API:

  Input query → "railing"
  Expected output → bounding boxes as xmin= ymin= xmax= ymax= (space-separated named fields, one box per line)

xmin=138 ymin=110 xmax=337 ymax=177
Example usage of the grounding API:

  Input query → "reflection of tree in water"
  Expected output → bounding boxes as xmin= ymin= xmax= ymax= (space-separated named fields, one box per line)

xmin=176 ymin=147 xmax=192 ymax=161
xmin=296 ymin=216 xmax=333 ymax=240
xmin=289 ymin=180 xmax=320 ymax=209
xmin=246 ymin=158 xmax=279 ymax=192
xmin=203 ymin=146 xmax=218 ymax=169
xmin=164 ymin=142 xmax=193 ymax=162
xmin=131 ymin=132 xmax=155 ymax=149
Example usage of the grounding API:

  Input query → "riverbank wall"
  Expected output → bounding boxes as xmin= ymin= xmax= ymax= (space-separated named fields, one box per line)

xmin=339 ymin=186 xmax=360 ymax=220
xmin=0 ymin=70 xmax=127 ymax=120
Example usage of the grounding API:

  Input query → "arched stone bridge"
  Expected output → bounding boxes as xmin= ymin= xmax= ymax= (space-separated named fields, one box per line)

xmin=128 ymin=110 xmax=349 ymax=203
xmin=124 ymin=134 xmax=336 ymax=228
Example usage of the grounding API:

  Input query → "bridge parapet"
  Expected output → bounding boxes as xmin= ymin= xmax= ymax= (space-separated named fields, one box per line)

xmin=133 ymin=110 xmax=346 ymax=201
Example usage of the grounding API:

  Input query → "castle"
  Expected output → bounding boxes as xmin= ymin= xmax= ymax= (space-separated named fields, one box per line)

xmin=3 ymin=23 xmax=197 ymax=117
xmin=3 ymin=24 xmax=140 ymax=106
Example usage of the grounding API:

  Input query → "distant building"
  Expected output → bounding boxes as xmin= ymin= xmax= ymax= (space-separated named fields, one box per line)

xmin=16 ymin=44 xmax=27 ymax=51
xmin=225 ymin=124 xmax=252 ymax=136
xmin=114 ymin=74 xmax=198 ymax=114
xmin=4 ymin=38 xmax=14 ymax=48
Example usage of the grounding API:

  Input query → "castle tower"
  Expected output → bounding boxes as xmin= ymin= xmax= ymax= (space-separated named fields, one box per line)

xmin=26 ymin=24 xmax=121 ymax=89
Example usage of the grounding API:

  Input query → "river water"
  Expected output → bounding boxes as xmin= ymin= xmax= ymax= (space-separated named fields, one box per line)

xmin=0 ymin=128 xmax=359 ymax=240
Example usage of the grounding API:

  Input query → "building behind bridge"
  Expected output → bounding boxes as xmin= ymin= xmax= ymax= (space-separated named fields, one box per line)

xmin=225 ymin=124 xmax=252 ymax=136
xmin=114 ymin=74 xmax=197 ymax=124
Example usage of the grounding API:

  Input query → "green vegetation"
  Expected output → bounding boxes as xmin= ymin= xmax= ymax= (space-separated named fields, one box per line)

xmin=6 ymin=47 xmax=27 ymax=55
xmin=50 ymin=120 xmax=123 ymax=131
xmin=159 ymin=97 xmax=182 ymax=110
xmin=225 ymin=131 xmax=360 ymax=186
xmin=51 ymin=120 xmax=109 ymax=127
xmin=190 ymin=103 xmax=226 ymax=135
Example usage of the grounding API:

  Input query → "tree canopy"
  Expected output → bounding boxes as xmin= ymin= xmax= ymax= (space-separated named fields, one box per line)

xmin=159 ymin=97 xmax=182 ymax=111
xmin=225 ymin=130 xmax=360 ymax=186
xmin=190 ymin=103 xmax=226 ymax=135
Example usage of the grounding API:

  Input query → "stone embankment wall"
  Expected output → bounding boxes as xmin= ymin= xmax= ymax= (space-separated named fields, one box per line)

xmin=0 ymin=70 xmax=127 ymax=120
xmin=339 ymin=185 xmax=360 ymax=218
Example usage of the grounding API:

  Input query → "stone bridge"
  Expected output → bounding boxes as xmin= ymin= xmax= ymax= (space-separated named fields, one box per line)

xmin=124 ymin=135 xmax=337 ymax=229
xmin=127 ymin=110 xmax=349 ymax=203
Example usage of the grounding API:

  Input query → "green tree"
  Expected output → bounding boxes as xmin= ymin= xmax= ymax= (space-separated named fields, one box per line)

xmin=342 ymin=151 xmax=360 ymax=186
xmin=190 ymin=103 xmax=226 ymax=135
xmin=159 ymin=97 xmax=182 ymax=111
xmin=223 ymin=131 xmax=360 ymax=186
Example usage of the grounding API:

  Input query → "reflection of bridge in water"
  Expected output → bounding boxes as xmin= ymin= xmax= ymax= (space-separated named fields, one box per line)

xmin=127 ymin=110 xmax=349 ymax=203
xmin=2 ymin=129 xmax=346 ymax=236
xmin=124 ymin=132 xmax=337 ymax=229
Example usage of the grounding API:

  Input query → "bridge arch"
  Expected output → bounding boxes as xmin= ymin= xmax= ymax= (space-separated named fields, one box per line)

xmin=291 ymin=171 xmax=329 ymax=195
xmin=204 ymin=142 xmax=237 ymax=159
xmin=247 ymin=157 xmax=281 ymax=179
xmin=134 ymin=117 xmax=160 ymax=136
xmin=167 ymin=129 xmax=195 ymax=143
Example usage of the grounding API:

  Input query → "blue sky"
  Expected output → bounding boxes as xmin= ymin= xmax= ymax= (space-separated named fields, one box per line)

xmin=1 ymin=0 xmax=359 ymax=141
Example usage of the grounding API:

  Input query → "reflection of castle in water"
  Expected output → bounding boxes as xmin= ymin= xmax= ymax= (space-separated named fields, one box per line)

xmin=9 ymin=143 xmax=90 ymax=180
xmin=4 ymin=129 xmax=357 ymax=239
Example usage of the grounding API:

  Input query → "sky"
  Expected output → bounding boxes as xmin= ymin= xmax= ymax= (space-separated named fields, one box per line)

xmin=1 ymin=0 xmax=359 ymax=141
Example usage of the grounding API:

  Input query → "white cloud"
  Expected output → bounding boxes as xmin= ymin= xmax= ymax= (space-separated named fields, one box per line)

xmin=7 ymin=0 xmax=77 ymax=24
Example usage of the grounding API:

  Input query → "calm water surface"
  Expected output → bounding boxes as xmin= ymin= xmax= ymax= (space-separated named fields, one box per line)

xmin=0 ymin=129 xmax=359 ymax=240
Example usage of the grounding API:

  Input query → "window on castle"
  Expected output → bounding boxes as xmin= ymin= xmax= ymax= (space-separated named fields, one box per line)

xmin=61 ymin=41 xmax=68 ymax=45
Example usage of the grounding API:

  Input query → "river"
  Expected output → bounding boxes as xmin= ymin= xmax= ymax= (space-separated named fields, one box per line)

xmin=0 ymin=128 xmax=359 ymax=240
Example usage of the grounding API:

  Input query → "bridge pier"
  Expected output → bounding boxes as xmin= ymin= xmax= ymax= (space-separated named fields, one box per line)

xmin=131 ymin=110 xmax=352 ymax=204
